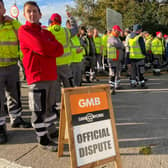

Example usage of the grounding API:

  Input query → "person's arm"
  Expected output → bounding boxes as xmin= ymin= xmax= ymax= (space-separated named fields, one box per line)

xmin=138 ymin=36 xmax=146 ymax=56
xmin=18 ymin=26 xmax=63 ymax=58
xmin=68 ymin=15 xmax=78 ymax=37
xmin=80 ymin=36 xmax=87 ymax=48
xmin=44 ymin=31 xmax=64 ymax=57
xmin=109 ymin=37 xmax=124 ymax=49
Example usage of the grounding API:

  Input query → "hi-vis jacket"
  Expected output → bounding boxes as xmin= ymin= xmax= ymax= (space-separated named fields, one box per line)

xmin=70 ymin=35 xmax=84 ymax=63
xmin=129 ymin=35 xmax=145 ymax=59
xmin=0 ymin=19 xmax=21 ymax=67
xmin=107 ymin=35 xmax=124 ymax=61
xmin=48 ymin=25 xmax=72 ymax=65
xmin=151 ymin=37 xmax=165 ymax=55
xmin=145 ymin=35 xmax=152 ymax=52
xmin=48 ymin=16 xmax=78 ymax=66
xmin=102 ymin=34 xmax=108 ymax=57
xmin=93 ymin=36 xmax=102 ymax=54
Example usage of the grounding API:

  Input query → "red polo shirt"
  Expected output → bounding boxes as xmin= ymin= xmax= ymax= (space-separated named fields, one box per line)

xmin=18 ymin=21 xmax=64 ymax=85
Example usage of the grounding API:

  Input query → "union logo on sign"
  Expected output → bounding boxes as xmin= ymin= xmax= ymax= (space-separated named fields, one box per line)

xmin=86 ymin=113 xmax=94 ymax=122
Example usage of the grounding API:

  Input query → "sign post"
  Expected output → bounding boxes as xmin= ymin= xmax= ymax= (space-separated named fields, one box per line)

xmin=58 ymin=85 xmax=122 ymax=168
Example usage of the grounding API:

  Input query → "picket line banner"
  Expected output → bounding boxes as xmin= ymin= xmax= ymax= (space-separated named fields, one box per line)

xmin=58 ymin=84 xmax=122 ymax=168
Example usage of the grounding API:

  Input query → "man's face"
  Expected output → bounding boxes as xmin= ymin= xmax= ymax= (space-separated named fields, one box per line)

xmin=87 ymin=29 xmax=93 ymax=36
xmin=80 ymin=29 xmax=85 ymax=35
xmin=24 ymin=4 xmax=41 ymax=24
xmin=0 ymin=2 xmax=6 ymax=17
xmin=158 ymin=33 xmax=162 ymax=39
xmin=66 ymin=22 xmax=71 ymax=29
xmin=113 ymin=29 xmax=120 ymax=35
xmin=93 ymin=29 xmax=98 ymax=35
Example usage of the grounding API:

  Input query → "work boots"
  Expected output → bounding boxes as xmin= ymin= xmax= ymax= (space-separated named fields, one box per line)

xmin=0 ymin=125 xmax=7 ymax=144
xmin=11 ymin=117 xmax=32 ymax=128
xmin=130 ymin=80 xmax=137 ymax=88
xmin=38 ymin=134 xmax=58 ymax=152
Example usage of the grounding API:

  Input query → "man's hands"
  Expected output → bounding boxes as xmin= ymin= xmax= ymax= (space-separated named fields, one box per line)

xmin=66 ymin=10 xmax=71 ymax=18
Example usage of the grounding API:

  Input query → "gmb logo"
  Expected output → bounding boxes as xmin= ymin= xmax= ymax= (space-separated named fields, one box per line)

xmin=86 ymin=113 xmax=94 ymax=122
xmin=78 ymin=113 xmax=104 ymax=123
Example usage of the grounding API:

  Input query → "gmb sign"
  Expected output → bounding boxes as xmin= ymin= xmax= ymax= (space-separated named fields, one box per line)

xmin=70 ymin=92 xmax=116 ymax=167
xmin=58 ymin=85 xmax=122 ymax=168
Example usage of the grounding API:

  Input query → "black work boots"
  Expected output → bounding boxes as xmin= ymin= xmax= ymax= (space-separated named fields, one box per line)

xmin=0 ymin=125 xmax=7 ymax=144
xmin=11 ymin=117 xmax=32 ymax=128
xmin=38 ymin=134 xmax=58 ymax=152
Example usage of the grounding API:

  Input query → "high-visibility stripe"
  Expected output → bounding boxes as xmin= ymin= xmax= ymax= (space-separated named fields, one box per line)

xmin=62 ymin=52 xmax=71 ymax=57
xmin=0 ymin=41 xmax=18 ymax=45
xmin=34 ymin=123 xmax=45 ymax=128
xmin=44 ymin=114 xmax=57 ymax=123
xmin=0 ymin=117 xmax=6 ymax=125
xmin=36 ymin=131 xmax=48 ymax=137
xmin=0 ymin=58 xmax=18 ymax=62
xmin=10 ymin=107 xmax=22 ymax=114
xmin=63 ymin=28 xmax=69 ymax=48
xmin=45 ymin=123 xmax=51 ymax=127
xmin=9 ymin=112 xmax=21 ymax=118
xmin=129 ymin=51 xmax=143 ymax=54
xmin=71 ymin=45 xmax=79 ymax=48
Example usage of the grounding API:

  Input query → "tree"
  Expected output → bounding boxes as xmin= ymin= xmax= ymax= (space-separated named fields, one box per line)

xmin=67 ymin=0 xmax=114 ymax=32
xmin=67 ymin=0 xmax=168 ymax=33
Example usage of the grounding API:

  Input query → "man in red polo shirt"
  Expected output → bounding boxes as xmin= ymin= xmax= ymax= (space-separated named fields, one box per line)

xmin=18 ymin=1 xmax=63 ymax=152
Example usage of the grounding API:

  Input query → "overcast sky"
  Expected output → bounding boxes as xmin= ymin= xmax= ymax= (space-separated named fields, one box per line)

xmin=4 ymin=0 xmax=74 ymax=26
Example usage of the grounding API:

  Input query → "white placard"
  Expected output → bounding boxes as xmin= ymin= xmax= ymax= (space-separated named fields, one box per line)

xmin=73 ymin=119 xmax=116 ymax=167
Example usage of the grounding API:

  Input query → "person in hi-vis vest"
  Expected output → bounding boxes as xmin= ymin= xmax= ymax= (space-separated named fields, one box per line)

xmin=93 ymin=28 xmax=103 ymax=72
xmin=128 ymin=24 xmax=147 ymax=88
xmin=151 ymin=32 xmax=165 ymax=75
xmin=107 ymin=25 xmax=124 ymax=90
xmin=0 ymin=0 xmax=32 ymax=144
xmin=48 ymin=12 xmax=78 ymax=111
xmin=66 ymin=20 xmax=84 ymax=86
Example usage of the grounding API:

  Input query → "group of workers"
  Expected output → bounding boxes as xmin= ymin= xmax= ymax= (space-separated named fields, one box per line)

xmin=105 ymin=24 xmax=168 ymax=90
xmin=0 ymin=0 xmax=168 ymax=152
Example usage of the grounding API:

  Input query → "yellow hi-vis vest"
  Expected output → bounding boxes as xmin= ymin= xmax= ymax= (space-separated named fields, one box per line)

xmin=93 ymin=36 xmax=102 ymax=54
xmin=145 ymin=35 xmax=152 ymax=52
xmin=151 ymin=37 xmax=164 ymax=55
xmin=129 ymin=35 xmax=145 ymax=59
xmin=0 ymin=20 xmax=21 ymax=67
xmin=48 ymin=25 xmax=71 ymax=65
xmin=70 ymin=35 xmax=84 ymax=63
xmin=102 ymin=34 xmax=108 ymax=57
xmin=107 ymin=36 xmax=117 ymax=59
